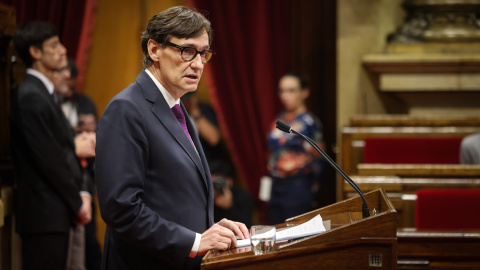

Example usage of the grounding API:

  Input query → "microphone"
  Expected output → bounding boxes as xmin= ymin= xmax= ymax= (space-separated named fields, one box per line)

xmin=275 ymin=120 xmax=370 ymax=218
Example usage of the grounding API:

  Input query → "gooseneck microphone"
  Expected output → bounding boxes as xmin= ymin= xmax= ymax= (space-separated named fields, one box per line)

xmin=276 ymin=120 xmax=370 ymax=218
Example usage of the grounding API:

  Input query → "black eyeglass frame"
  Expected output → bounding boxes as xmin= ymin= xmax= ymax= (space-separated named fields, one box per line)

xmin=165 ymin=41 xmax=215 ymax=64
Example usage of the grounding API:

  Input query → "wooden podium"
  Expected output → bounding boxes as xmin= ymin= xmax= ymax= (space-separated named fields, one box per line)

xmin=201 ymin=189 xmax=397 ymax=269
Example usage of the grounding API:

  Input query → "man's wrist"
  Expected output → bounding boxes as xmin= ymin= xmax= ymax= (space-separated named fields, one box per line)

xmin=189 ymin=233 xmax=202 ymax=258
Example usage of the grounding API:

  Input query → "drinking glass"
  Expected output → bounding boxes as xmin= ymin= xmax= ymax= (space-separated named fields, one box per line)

xmin=250 ymin=225 xmax=276 ymax=255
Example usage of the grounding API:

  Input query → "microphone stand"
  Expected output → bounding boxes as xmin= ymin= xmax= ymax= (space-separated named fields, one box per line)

xmin=276 ymin=120 xmax=370 ymax=218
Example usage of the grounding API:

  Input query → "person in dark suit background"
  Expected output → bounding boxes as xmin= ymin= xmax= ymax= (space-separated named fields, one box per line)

xmin=95 ymin=6 xmax=249 ymax=270
xmin=10 ymin=21 xmax=95 ymax=269
xmin=61 ymin=58 xmax=98 ymax=134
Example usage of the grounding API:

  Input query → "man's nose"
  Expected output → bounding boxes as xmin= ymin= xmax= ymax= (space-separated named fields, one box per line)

xmin=64 ymin=70 xmax=71 ymax=79
xmin=191 ymin=53 xmax=204 ymax=68
xmin=59 ymin=43 xmax=67 ymax=55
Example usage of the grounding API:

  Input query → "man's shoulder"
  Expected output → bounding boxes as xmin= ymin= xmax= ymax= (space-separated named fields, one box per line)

xmin=111 ymin=72 xmax=161 ymax=106
xmin=101 ymin=71 xmax=160 ymax=118
xmin=102 ymin=80 xmax=148 ymax=119
xmin=462 ymin=133 xmax=480 ymax=147
xmin=17 ymin=74 xmax=44 ymax=93
xmin=109 ymin=82 xmax=144 ymax=106
xmin=14 ymin=75 xmax=49 ymax=106
xmin=115 ymin=71 xmax=152 ymax=99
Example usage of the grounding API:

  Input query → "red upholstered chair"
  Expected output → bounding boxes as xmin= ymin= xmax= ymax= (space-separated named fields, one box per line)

xmin=364 ymin=137 xmax=463 ymax=164
xmin=415 ymin=189 xmax=480 ymax=230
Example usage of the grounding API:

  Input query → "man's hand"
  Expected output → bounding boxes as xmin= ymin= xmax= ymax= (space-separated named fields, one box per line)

xmin=214 ymin=187 xmax=233 ymax=210
xmin=217 ymin=218 xmax=249 ymax=240
xmin=197 ymin=219 xmax=249 ymax=256
xmin=75 ymin=132 xmax=96 ymax=158
xmin=75 ymin=193 xmax=92 ymax=225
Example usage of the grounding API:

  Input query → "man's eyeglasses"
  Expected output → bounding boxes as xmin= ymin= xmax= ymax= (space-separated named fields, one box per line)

xmin=165 ymin=41 xmax=214 ymax=64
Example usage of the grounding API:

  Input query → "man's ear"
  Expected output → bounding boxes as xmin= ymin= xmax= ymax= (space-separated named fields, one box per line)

xmin=29 ymin=45 xmax=42 ymax=61
xmin=147 ymin=39 xmax=162 ymax=63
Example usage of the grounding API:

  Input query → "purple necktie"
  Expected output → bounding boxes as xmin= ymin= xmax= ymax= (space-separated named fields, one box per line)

xmin=171 ymin=104 xmax=194 ymax=146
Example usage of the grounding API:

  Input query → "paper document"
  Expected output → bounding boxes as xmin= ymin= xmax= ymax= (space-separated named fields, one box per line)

xmin=236 ymin=214 xmax=326 ymax=248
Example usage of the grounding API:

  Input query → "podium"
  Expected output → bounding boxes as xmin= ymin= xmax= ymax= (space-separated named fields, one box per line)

xmin=201 ymin=189 xmax=397 ymax=269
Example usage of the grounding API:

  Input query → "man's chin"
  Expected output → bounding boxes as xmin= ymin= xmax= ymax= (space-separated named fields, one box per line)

xmin=183 ymin=84 xmax=199 ymax=93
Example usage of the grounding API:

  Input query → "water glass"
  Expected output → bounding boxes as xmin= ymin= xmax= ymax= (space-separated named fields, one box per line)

xmin=250 ymin=225 xmax=276 ymax=255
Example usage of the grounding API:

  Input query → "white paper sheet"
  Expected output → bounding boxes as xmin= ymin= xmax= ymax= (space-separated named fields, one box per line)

xmin=236 ymin=214 xmax=326 ymax=248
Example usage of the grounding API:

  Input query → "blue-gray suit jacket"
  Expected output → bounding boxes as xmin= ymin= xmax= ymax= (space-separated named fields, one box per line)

xmin=96 ymin=70 xmax=214 ymax=270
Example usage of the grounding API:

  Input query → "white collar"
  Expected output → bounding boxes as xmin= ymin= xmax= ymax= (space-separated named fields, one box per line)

xmin=145 ymin=69 xmax=179 ymax=109
xmin=26 ymin=68 xmax=54 ymax=95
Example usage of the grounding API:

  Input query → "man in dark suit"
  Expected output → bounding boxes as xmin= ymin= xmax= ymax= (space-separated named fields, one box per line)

xmin=95 ymin=6 xmax=249 ymax=270
xmin=10 ymin=22 xmax=94 ymax=269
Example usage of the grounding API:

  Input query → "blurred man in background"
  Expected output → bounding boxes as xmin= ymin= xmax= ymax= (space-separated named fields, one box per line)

xmin=11 ymin=21 xmax=94 ymax=270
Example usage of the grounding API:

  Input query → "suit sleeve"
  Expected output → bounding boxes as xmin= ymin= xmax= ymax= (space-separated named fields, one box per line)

xmin=17 ymin=90 xmax=83 ymax=215
xmin=95 ymin=97 xmax=196 ymax=267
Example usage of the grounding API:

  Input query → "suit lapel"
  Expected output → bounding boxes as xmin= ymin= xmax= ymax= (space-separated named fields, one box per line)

xmin=137 ymin=71 xmax=208 ymax=189
xmin=182 ymin=102 xmax=211 ymax=187
xmin=183 ymin=102 xmax=214 ymax=221
xmin=27 ymin=75 xmax=76 ymax=149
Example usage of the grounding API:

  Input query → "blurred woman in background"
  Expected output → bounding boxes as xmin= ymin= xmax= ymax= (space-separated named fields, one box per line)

xmin=266 ymin=73 xmax=325 ymax=225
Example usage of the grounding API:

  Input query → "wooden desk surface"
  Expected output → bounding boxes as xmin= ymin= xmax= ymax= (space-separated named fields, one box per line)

xmin=397 ymin=228 xmax=480 ymax=269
